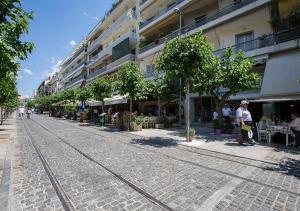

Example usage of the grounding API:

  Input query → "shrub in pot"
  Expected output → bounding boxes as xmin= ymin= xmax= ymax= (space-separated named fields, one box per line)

xmin=213 ymin=119 xmax=222 ymax=135
xmin=186 ymin=128 xmax=195 ymax=142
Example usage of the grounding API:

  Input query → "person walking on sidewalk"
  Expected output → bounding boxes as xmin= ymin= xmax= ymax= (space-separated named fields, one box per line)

xmin=222 ymin=104 xmax=231 ymax=133
xmin=19 ymin=107 xmax=25 ymax=119
xmin=236 ymin=100 xmax=255 ymax=145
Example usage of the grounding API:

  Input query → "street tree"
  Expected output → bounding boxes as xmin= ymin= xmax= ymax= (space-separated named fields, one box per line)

xmin=194 ymin=48 xmax=259 ymax=113
xmin=75 ymin=86 xmax=93 ymax=108
xmin=156 ymin=31 xmax=214 ymax=140
xmin=90 ymin=77 xmax=112 ymax=112
xmin=61 ymin=88 xmax=77 ymax=102
xmin=146 ymin=73 xmax=179 ymax=117
xmin=117 ymin=62 xmax=147 ymax=113
xmin=0 ymin=1 xmax=34 ymax=112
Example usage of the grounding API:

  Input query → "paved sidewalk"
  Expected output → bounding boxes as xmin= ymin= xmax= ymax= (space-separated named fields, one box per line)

xmin=128 ymin=127 xmax=300 ymax=165
xmin=0 ymin=114 xmax=15 ymax=211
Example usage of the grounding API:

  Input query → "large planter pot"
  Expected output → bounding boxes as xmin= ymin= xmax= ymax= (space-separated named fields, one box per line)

xmin=188 ymin=135 xmax=194 ymax=142
xmin=214 ymin=128 xmax=222 ymax=135
xmin=155 ymin=123 xmax=165 ymax=129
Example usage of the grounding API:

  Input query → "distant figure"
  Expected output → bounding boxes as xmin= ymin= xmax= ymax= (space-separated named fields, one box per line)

xmin=19 ymin=107 xmax=25 ymax=119
xmin=222 ymin=104 xmax=232 ymax=132
xmin=289 ymin=113 xmax=300 ymax=147
xmin=213 ymin=110 xmax=218 ymax=120
xmin=26 ymin=109 xmax=32 ymax=119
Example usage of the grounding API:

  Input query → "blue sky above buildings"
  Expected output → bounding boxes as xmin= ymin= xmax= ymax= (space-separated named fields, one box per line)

xmin=18 ymin=0 xmax=116 ymax=96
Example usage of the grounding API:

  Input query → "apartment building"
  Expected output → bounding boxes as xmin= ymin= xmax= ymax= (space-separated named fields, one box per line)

xmin=47 ymin=73 xmax=60 ymax=94
xmin=36 ymin=79 xmax=50 ymax=97
xmin=59 ymin=41 xmax=87 ymax=90
xmin=137 ymin=0 xmax=300 ymax=123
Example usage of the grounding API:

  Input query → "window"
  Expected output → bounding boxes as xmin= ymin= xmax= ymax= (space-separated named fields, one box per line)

xmin=235 ymin=31 xmax=254 ymax=51
xmin=146 ymin=64 xmax=155 ymax=73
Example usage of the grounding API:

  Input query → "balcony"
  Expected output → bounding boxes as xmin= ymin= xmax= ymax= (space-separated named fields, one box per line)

xmin=214 ymin=27 xmax=300 ymax=57
xmin=88 ymin=12 xmax=136 ymax=53
xmin=107 ymin=54 xmax=135 ymax=71
xmin=65 ymin=74 xmax=85 ymax=88
xmin=86 ymin=66 xmax=108 ymax=81
xmin=88 ymin=31 xmax=137 ymax=66
xmin=61 ymin=61 xmax=85 ymax=82
xmin=62 ymin=48 xmax=85 ymax=69
xmin=140 ymin=0 xmax=186 ymax=30
xmin=139 ymin=0 xmax=259 ymax=54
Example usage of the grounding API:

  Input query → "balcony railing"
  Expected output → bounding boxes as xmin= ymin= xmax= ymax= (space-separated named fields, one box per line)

xmin=65 ymin=74 xmax=85 ymax=88
xmin=214 ymin=27 xmax=300 ymax=57
xmin=140 ymin=0 xmax=185 ymax=29
xmin=107 ymin=54 xmax=135 ymax=70
xmin=87 ymin=66 xmax=108 ymax=80
xmin=61 ymin=61 xmax=85 ymax=81
xmin=140 ymin=0 xmax=257 ymax=54
xmin=88 ymin=12 xmax=136 ymax=52
xmin=62 ymin=48 xmax=85 ymax=68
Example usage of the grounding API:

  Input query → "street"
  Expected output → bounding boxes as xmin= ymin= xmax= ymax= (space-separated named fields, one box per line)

xmin=10 ymin=114 xmax=300 ymax=211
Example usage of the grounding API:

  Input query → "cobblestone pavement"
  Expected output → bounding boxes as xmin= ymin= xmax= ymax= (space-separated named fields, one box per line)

xmin=11 ymin=115 xmax=300 ymax=211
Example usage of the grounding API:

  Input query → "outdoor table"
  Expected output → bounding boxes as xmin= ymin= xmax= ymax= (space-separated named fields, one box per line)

xmin=266 ymin=125 xmax=295 ymax=146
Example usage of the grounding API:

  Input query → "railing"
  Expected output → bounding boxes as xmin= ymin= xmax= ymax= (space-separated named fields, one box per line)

xmin=140 ymin=0 xmax=257 ymax=54
xmin=62 ymin=48 xmax=85 ymax=68
xmin=87 ymin=66 xmax=108 ymax=80
xmin=215 ymin=27 xmax=300 ymax=57
xmin=65 ymin=74 xmax=85 ymax=88
xmin=140 ymin=0 xmax=185 ymax=29
xmin=88 ymin=12 xmax=135 ymax=52
xmin=88 ymin=31 xmax=136 ymax=65
xmin=61 ymin=61 xmax=85 ymax=82
xmin=107 ymin=54 xmax=135 ymax=70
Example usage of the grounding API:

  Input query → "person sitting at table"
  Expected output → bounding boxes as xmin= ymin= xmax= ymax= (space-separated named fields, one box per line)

xmin=271 ymin=114 xmax=280 ymax=125
xmin=289 ymin=113 xmax=300 ymax=147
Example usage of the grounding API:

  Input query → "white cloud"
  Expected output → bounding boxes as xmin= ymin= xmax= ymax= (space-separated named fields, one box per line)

xmin=69 ymin=40 xmax=76 ymax=47
xmin=24 ymin=68 xmax=33 ymax=75
xmin=44 ymin=59 xmax=63 ymax=77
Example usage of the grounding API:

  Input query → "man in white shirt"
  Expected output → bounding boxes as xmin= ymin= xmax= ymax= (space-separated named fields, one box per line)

xmin=289 ymin=113 xmax=300 ymax=147
xmin=222 ymin=104 xmax=232 ymax=133
xmin=19 ymin=107 xmax=25 ymax=119
xmin=236 ymin=100 xmax=255 ymax=145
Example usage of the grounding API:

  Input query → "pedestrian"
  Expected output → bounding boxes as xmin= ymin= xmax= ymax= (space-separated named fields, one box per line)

xmin=213 ymin=109 xmax=218 ymax=121
xmin=19 ymin=107 xmax=25 ymax=119
xmin=236 ymin=100 xmax=255 ymax=145
xmin=222 ymin=104 xmax=231 ymax=132
xmin=26 ymin=109 xmax=31 ymax=119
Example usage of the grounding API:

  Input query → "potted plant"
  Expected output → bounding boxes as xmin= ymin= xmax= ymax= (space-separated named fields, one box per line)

xmin=186 ymin=128 xmax=195 ymax=142
xmin=213 ymin=119 xmax=222 ymax=135
xmin=80 ymin=110 xmax=89 ymax=123
xmin=129 ymin=112 xmax=143 ymax=131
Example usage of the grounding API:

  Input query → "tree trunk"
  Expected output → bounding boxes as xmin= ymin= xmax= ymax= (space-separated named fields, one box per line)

xmin=157 ymin=97 xmax=161 ymax=117
xmin=0 ymin=107 xmax=3 ymax=125
xmin=130 ymin=97 xmax=133 ymax=113
xmin=102 ymin=101 xmax=105 ymax=113
xmin=185 ymin=81 xmax=190 ymax=141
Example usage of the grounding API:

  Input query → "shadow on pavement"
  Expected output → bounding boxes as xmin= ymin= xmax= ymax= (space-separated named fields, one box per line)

xmin=130 ymin=137 xmax=179 ymax=148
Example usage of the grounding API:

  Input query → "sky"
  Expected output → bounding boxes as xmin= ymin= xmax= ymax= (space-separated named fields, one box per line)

xmin=18 ymin=0 xmax=116 ymax=96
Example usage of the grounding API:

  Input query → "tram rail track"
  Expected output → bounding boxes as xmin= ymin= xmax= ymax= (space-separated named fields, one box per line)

xmin=24 ymin=119 xmax=174 ymax=211
xmin=45 ymin=115 xmax=300 ymax=171
xmin=32 ymin=116 xmax=300 ymax=197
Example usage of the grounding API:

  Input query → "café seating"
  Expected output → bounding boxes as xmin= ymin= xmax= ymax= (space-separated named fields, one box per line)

xmin=256 ymin=122 xmax=268 ymax=142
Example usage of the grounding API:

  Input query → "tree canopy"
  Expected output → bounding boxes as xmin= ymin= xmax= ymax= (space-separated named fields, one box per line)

xmin=117 ymin=62 xmax=147 ymax=112
xmin=90 ymin=77 xmax=112 ymax=111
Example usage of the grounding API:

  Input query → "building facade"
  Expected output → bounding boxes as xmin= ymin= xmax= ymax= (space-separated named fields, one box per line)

xmin=137 ymin=0 xmax=300 ymax=123
xmin=52 ymin=0 xmax=299 ymax=123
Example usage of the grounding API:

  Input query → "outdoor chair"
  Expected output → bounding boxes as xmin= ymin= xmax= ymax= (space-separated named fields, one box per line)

xmin=256 ymin=122 xmax=268 ymax=142
xmin=149 ymin=117 xmax=156 ymax=128
xmin=143 ymin=117 xmax=149 ymax=129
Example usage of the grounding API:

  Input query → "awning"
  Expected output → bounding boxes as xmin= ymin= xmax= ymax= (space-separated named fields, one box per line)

xmin=229 ymin=91 xmax=261 ymax=101
xmin=104 ymin=94 xmax=128 ymax=106
xmin=86 ymin=94 xmax=128 ymax=107
xmin=260 ymin=50 xmax=300 ymax=97
xmin=250 ymin=95 xmax=300 ymax=102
